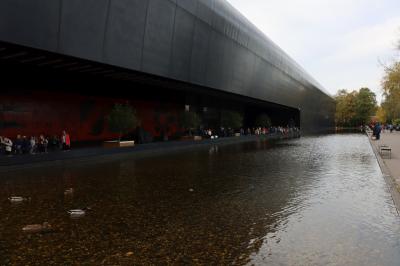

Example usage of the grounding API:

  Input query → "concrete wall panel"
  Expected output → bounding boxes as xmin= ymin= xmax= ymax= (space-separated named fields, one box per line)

xmin=142 ymin=0 xmax=176 ymax=77
xmin=170 ymin=7 xmax=196 ymax=82
xmin=103 ymin=0 xmax=149 ymax=69
xmin=0 ymin=0 xmax=60 ymax=51
xmin=59 ymin=0 xmax=109 ymax=61
xmin=177 ymin=0 xmax=198 ymax=15
xmin=189 ymin=19 xmax=210 ymax=86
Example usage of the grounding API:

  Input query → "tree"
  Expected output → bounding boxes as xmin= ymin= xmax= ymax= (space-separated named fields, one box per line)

xmin=376 ymin=106 xmax=387 ymax=123
xmin=255 ymin=113 xmax=272 ymax=128
xmin=335 ymin=90 xmax=357 ymax=126
xmin=334 ymin=88 xmax=377 ymax=127
xmin=393 ymin=118 xmax=400 ymax=126
xmin=381 ymin=62 xmax=400 ymax=122
xmin=107 ymin=103 xmax=139 ymax=141
xmin=180 ymin=111 xmax=201 ymax=136
xmin=221 ymin=110 xmax=243 ymax=130
xmin=354 ymin=88 xmax=377 ymax=125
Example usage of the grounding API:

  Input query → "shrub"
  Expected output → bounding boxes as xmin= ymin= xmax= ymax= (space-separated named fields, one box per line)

xmin=180 ymin=111 xmax=201 ymax=136
xmin=255 ymin=113 xmax=272 ymax=128
xmin=107 ymin=104 xmax=139 ymax=141
xmin=221 ymin=110 xmax=243 ymax=130
xmin=393 ymin=118 xmax=400 ymax=126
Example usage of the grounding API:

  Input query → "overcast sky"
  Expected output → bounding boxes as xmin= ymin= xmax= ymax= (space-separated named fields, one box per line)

xmin=226 ymin=0 xmax=400 ymax=101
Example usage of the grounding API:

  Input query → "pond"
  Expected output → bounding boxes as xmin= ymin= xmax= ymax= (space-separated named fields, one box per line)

xmin=1 ymin=134 xmax=399 ymax=265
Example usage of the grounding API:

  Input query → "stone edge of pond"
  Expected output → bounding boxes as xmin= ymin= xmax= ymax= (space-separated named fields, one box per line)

xmin=0 ymin=134 xmax=297 ymax=173
xmin=367 ymin=133 xmax=400 ymax=214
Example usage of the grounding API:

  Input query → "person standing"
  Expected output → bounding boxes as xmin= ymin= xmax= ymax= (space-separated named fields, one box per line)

xmin=2 ymin=136 xmax=13 ymax=155
xmin=39 ymin=135 xmax=48 ymax=153
xmin=30 ymin=136 xmax=36 ymax=154
xmin=62 ymin=130 xmax=71 ymax=150
xmin=374 ymin=123 xmax=382 ymax=140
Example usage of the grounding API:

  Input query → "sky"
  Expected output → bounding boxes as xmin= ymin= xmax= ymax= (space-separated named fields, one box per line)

xmin=226 ymin=0 xmax=400 ymax=102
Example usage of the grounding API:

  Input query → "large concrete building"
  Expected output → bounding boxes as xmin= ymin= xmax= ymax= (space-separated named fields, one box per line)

xmin=0 ymin=0 xmax=335 ymax=142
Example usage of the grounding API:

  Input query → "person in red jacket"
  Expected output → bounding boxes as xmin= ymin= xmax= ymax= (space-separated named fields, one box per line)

xmin=62 ymin=130 xmax=71 ymax=150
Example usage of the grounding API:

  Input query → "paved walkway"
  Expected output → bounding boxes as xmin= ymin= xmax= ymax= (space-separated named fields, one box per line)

xmin=370 ymin=131 xmax=400 ymax=185
xmin=368 ymin=131 xmax=400 ymax=212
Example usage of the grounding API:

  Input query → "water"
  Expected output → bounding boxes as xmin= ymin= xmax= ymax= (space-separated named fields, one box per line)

xmin=1 ymin=134 xmax=399 ymax=265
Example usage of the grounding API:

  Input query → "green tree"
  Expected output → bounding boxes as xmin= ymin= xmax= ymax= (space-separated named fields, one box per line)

xmin=354 ymin=88 xmax=377 ymax=125
xmin=334 ymin=88 xmax=377 ymax=127
xmin=180 ymin=111 xmax=201 ymax=136
xmin=107 ymin=103 xmax=139 ymax=141
xmin=221 ymin=110 xmax=243 ymax=130
xmin=255 ymin=113 xmax=272 ymax=128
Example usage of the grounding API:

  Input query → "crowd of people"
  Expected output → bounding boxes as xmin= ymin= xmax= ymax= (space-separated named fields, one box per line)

xmin=200 ymin=126 xmax=300 ymax=139
xmin=368 ymin=122 xmax=399 ymax=141
xmin=1 ymin=125 xmax=300 ymax=157
xmin=0 ymin=131 xmax=71 ymax=156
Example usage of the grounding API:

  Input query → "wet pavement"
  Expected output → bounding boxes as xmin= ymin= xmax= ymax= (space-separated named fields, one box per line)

xmin=0 ymin=134 xmax=399 ymax=265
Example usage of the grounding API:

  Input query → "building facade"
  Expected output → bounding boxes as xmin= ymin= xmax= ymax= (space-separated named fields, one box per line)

xmin=0 ymin=0 xmax=335 ymax=142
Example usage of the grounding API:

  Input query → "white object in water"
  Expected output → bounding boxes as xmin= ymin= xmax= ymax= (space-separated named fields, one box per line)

xmin=64 ymin=188 xmax=74 ymax=195
xmin=189 ymin=188 xmax=194 ymax=192
xmin=9 ymin=196 xmax=25 ymax=203
xmin=68 ymin=209 xmax=86 ymax=217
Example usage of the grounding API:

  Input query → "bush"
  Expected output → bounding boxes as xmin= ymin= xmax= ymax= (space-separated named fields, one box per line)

xmin=180 ymin=111 xmax=201 ymax=136
xmin=221 ymin=110 xmax=243 ymax=130
xmin=255 ymin=113 xmax=272 ymax=128
xmin=107 ymin=104 xmax=139 ymax=141
xmin=393 ymin=118 xmax=400 ymax=126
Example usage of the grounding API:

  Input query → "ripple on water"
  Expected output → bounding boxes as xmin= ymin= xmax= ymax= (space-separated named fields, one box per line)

xmin=0 ymin=134 xmax=399 ymax=265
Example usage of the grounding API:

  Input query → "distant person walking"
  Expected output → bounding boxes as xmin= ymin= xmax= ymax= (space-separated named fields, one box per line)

xmin=62 ymin=130 xmax=71 ymax=150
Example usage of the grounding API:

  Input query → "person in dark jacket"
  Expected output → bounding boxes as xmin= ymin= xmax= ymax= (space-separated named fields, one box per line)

xmin=374 ymin=123 xmax=382 ymax=140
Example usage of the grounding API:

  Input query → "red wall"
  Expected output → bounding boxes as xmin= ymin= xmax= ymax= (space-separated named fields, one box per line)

xmin=0 ymin=91 xmax=180 ymax=142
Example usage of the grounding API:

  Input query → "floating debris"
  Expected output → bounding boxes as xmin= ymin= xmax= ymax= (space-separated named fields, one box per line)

xmin=68 ymin=207 xmax=91 ymax=218
xmin=125 ymin=251 xmax=134 ymax=257
xmin=64 ymin=188 xmax=74 ymax=196
xmin=189 ymin=188 xmax=194 ymax=192
xmin=68 ymin=209 xmax=86 ymax=218
xmin=9 ymin=196 xmax=29 ymax=203
xmin=22 ymin=222 xmax=52 ymax=233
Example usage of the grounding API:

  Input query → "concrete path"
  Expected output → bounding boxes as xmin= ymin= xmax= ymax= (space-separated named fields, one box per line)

xmin=370 ymin=131 xmax=400 ymax=186
xmin=368 ymin=131 xmax=400 ymax=214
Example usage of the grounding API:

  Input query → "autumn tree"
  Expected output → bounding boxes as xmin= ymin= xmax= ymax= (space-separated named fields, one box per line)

xmin=335 ymin=90 xmax=357 ymax=126
xmin=376 ymin=106 xmax=387 ymax=123
xmin=381 ymin=62 xmax=400 ymax=122
xmin=334 ymin=88 xmax=377 ymax=127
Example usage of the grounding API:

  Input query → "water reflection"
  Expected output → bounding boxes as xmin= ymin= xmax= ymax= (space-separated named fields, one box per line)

xmin=0 ymin=134 xmax=399 ymax=265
